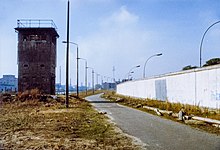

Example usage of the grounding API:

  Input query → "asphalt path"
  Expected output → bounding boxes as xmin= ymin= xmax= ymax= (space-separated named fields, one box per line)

xmin=85 ymin=94 xmax=220 ymax=150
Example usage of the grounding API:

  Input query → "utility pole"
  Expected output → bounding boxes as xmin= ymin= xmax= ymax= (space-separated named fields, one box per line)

xmin=85 ymin=61 xmax=87 ymax=95
xmin=65 ymin=0 xmax=70 ymax=108
xmin=70 ymin=78 xmax=71 ymax=88
xmin=96 ymin=73 xmax=99 ymax=85
xmin=59 ymin=66 xmax=61 ymax=85
xmin=92 ymin=69 xmax=94 ymax=94
xmin=59 ymin=66 xmax=61 ymax=94
xmin=101 ymin=75 xmax=103 ymax=88
xmin=113 ymin=66 xmax=115 ymax=82
xmin=76 ymin=46 xmax=79 ymax=97
xmin=79 ymin=58 xmax=87 ymax=95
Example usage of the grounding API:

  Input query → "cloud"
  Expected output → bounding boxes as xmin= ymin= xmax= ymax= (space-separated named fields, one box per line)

xmin=77 ymin=6 xmax=157 ymax=80
xmin=100 ymin=6 xmax=139 ymax=28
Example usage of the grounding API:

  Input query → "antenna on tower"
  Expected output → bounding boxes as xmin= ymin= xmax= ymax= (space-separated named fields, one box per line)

xmin=113 ymin=66 xmax=115 ymax=82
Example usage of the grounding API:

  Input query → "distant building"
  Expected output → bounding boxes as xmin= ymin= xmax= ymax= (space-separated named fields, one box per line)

xmin=95 ymin=84 xmax=102 ymax=90
xmin=0 ymin=75 xmax=18 ymax=92
xmin=55 ymin=83 xmax=88 ymax=94
xmin=55 ymin=83 xmax=65 ymax=94
xmin=102 ymin=82 xmax=116 ymax=90
xmin=15 ymin=19 xmax=59 ymax=94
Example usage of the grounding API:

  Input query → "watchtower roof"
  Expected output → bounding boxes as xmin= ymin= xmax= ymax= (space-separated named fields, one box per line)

xmin=15 ymin=19 xmax=59 ymax=37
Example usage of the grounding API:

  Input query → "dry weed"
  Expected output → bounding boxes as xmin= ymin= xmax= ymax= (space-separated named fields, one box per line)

xmin=102 ymin=92 xmax=220 ymax=120
xmin=0 ymin=95 xmax=141 ymax=150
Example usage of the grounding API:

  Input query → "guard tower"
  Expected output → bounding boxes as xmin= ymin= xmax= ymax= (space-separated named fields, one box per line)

xmin=15 ymin=19 xmax=59 ymax=94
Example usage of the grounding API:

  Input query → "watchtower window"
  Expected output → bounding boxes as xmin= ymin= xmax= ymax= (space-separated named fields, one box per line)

xmin=30 ymin=35 xmax=39 ymax=41
xmin=29 ymin=35 xmax=47 ymax=42
xmin=23 ymin=36 xmax=28 ymax=41
xmin=40 ymin=64 xmax=45 ymax=68
xmin=23 ymin=64 xmax=29 ymax=68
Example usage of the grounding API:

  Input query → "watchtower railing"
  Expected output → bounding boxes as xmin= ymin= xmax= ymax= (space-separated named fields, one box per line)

xmin=17 ymin=19 xmax=57 ymax=29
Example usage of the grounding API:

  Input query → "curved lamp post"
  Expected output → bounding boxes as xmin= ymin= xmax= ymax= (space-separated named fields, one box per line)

xmin=199 ymin=20 xmax=220 ymax=67
xmin=143 ymin=53 xmax=162 ymax=78
xmin=128 ymin=65 xmax=140 ymax=79
xmin=87 ymin=66 xmax=94 ymax=94
xmin=96 ymin=73 xmax=100 ymax=86
xmin=79 ymin=58 xmax=87 ymax=95
xmin=62 ymin=41 xmax=79 ymax=97
xmin=128 ymin=71 xmax=134 ymax=80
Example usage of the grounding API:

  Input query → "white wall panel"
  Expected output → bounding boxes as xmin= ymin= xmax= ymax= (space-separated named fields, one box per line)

xmin=117 ymin=65 xmax=220 ymax=109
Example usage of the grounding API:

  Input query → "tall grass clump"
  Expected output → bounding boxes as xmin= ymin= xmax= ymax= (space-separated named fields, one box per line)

xmin=102 ymin=91 xmax=219 ymax=120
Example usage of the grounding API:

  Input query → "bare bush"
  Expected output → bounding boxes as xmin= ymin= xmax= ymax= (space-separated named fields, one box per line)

xmin=30 ymin=88 xmax=41 ymax=100
xmin=17 ymin=88 xmax=41 ymax=101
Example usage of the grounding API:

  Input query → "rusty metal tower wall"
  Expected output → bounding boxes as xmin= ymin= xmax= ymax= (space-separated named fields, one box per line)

xmin=15 ymin=19 xmax=59 ymax=94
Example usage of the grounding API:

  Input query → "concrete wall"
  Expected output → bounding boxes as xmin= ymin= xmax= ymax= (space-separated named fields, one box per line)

xmin=117 ymin=65 xmax=220 ymax=109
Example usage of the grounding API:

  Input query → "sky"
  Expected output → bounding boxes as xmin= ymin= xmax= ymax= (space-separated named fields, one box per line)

xmin=0 ymin=0 xmax=220 ymax=86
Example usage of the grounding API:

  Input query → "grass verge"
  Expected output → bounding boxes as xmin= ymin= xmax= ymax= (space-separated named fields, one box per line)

xmin=101 ymin=91 xmax=220 ymax=135
xmin=0 ymin=92 xmax=141 ymax=149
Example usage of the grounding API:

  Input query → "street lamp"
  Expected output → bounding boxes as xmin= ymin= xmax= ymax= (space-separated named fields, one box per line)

xmin=128 ymin=65 xmax=140 ymax=79
xmin=101 ymin=75 xmax=103 ymax=85
xmin=107 ymin=76 xmax=113 ymax=82
xmin=62 ymin=41 xmax=79 ymax=97
xmin=128 ymin=71 xmax=134 ymax=80
xmin=95 ymin=73 xmax=100 ymax=90
xmin=87 ymin=67 xmax=94 ymax=94
xmin=104 ymin=76 xmax=110 ymax=82
xmin=199 ymin=20 xmax=220 ymax=67
xmin=103 ymin=76 xmax=106 ymax=82
xmin=96 ymin=73 xmax=100 ymax=86
xmin=79 ymin=58 xmax=87 ymax=95
xmin=124 ymin=71 xmax=134 ymax=80
xmin=143 ymin=53 xmax=162 ymax=78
